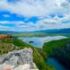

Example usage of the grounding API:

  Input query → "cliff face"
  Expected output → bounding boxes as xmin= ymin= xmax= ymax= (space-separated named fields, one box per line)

xmin=0 ymin=36 xmax=47 ymax=70
xmin=43 ymin=38 xmax=70 ymax=70
xmin=0 ymin=48 xmax=38 ymax=70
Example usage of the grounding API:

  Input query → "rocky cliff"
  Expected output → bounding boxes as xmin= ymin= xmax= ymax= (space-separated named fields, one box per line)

xmin=0 ymin=48 xmax=38 ymax=70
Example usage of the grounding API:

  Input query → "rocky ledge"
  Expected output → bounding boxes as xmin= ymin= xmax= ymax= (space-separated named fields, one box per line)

xmin=0 ymin=48 xmax=38 ymax=70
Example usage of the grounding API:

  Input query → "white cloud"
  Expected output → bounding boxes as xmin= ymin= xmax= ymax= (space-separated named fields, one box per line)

xmin=0 ymin=0 xmax=67 ymax=17
xmin=0 ymin=0 xmax=70 ymax=31
xmin=0 ymin=19 xmax=70 ymax=31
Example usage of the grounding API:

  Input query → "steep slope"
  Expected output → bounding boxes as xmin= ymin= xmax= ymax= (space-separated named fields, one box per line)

xmin=43 ymin=38 xmax=70 ymax=69
xmin=0 ymin=36 xmax=48 ymax=70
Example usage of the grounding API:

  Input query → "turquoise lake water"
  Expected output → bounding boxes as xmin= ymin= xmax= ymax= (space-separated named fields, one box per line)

xmin=47 ymin=58 xmax=66 ymax=70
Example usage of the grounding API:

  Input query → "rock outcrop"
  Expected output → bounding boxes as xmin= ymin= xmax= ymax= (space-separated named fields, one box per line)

xmin=0 ymin=48 xmax=38 ymax=70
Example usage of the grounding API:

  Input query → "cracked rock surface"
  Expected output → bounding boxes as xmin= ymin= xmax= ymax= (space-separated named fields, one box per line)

xmin=0 ymin=48 xmax=38 ymax=70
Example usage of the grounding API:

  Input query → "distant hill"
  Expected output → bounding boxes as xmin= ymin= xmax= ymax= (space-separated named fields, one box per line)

xmin=34 ymin=28 xmax=70 ymax=33
xmin=0 ymin=28 xmax=70 ymax=37
xmin=0 ymin=28 xmax=70 ymax=34
xmin=0 ymin=31 xmax=20 ymax=34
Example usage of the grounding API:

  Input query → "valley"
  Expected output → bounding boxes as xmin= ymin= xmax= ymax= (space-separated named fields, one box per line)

xmin=0 ymin=29 xmax=70 ymax=70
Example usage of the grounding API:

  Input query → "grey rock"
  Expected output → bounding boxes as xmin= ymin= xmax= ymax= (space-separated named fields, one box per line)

xmin=0 ymin=48 xmax=35 ymax=69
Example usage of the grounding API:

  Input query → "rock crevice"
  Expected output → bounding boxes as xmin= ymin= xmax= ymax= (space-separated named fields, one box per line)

xmin=0 ymin=48 xmax=38 ymax=70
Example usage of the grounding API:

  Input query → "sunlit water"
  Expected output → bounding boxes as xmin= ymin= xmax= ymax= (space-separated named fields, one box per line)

xmin=19 ymin=36 xmax=67 ymax=48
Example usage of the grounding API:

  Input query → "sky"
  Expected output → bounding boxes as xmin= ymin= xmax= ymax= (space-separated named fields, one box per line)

xmin=0 ymin=0 xmax=70 ymax=32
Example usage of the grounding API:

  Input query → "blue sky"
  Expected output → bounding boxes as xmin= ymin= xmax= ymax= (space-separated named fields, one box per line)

xmin=0 ymin=10 xmax=39 ymax=23
xmin=0 ymin=0 xmax=70 ymax=32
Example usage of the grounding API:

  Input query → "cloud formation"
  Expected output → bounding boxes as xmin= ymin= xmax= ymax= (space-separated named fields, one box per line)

xmin=0 ymin=0 xmax=70 ymax=31
xmin=0 ymin=0 xmax=68 ymax=17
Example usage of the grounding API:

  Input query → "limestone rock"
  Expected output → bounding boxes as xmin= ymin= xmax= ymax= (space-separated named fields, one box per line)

xmin=0 ymin=48 xmax=38 ymax=70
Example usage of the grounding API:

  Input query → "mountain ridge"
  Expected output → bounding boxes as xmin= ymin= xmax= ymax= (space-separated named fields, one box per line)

xmin=0 ymin=28 xmax=70 ymax=34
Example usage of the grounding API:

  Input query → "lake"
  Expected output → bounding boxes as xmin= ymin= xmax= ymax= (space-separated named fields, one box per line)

xmin=19 ymin=36 xmax=67 ymax=70
xmin=47 ymin=58 xmax=66 ymax=70
xmin=19 ymin=36 xmax=67 ymax=48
